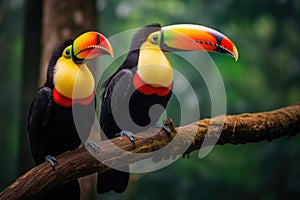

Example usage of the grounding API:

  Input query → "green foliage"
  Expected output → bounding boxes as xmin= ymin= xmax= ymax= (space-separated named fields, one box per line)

xmin=97 ymin=0 xmax=300 ymax=199
xmin=0 ymin=0 xmax=24 ymax=190
xmin=1 ymin=0 xmax=300 ymax=199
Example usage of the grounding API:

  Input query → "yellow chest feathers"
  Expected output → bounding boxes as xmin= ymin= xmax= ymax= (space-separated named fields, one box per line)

xmin=53 ymin=57 xmax=95 ymax=99
xmin=137 ymin=41 xmax=173 ymax=88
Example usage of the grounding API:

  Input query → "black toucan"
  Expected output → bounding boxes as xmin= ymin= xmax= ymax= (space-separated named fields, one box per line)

xmin=98 ymin=23 xmax=238 ymax=194
xmin=28 ymin=31 xmax=113 ymax=199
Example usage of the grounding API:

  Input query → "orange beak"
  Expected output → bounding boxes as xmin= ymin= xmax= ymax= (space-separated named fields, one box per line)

xmin=72 ymin=31 xmax=114 ymax=63
xmin=161 ymin=24 xmax=238 ymax=60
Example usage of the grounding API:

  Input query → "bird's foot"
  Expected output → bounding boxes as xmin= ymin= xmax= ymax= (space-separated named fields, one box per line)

xmin=44 ymin=155 xmax=58 ymax=170
xmin=115 ymin=130 xmax=135 ymax=145
xmin=153 ymin=124 xmax=171 ymax=137
xmin=85 ymin=140 xmax=100 ymax=153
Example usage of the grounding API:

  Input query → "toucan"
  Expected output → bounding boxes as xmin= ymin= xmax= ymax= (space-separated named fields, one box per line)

xmin=28 ymin=31 xmax=113 ymax=199
xmin=98 ymin=23 xmax=238 ymax=194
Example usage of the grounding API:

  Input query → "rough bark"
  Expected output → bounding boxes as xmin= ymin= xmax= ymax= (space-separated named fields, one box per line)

xmin=1 ymin=103 xmax=300 ymax=200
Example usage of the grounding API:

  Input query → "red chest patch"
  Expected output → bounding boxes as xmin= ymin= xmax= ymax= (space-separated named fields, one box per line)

xmin=133 ymin=73 xmax=172 ymax=96
xmin=53 ymin=88 xmax=94 ymax=107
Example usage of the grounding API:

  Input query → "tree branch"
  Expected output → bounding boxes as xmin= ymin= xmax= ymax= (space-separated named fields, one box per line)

xmin=1 ymin=103 xmax=300 ymax=200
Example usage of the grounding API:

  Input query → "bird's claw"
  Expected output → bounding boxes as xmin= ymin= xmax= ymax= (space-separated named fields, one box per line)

xmin=162 ymin=126 xmax=171 ymax=136
xmin=45 ymin=155 xmax=58 ymax=170
xmin=154 ymin=124 xmax=171 ymax=137
xmin=85 ymin=140 xmax=101 ymax=153
xmin=115 ymin=130 xmax=135 ymax=145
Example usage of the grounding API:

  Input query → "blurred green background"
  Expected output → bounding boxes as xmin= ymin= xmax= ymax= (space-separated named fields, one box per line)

xmin=1 ymin=0 xmax=300 ymax=199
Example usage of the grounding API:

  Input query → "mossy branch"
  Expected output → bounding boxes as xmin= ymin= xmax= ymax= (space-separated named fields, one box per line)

xmin=1 ymin=103 xmax=300 ymax=200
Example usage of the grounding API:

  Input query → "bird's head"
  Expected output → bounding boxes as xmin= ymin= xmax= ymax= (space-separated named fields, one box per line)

xmin=131 ymin=23 xmax=238 ymax=95
xmin=47 ymin=31 xmax=113 ymax=105
xmin=132 ymin=23 xmax=238 ymax=61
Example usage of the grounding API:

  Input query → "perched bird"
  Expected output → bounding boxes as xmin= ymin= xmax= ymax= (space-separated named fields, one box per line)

xmin=98 ymin=23 xmax=238 ymax=194
xmin=28 ymin=31 xmax=113 ymax=199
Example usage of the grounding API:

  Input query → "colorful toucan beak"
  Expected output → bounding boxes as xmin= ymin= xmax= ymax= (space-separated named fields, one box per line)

xmin=161 ymin=24 xmax=238 ymax=60
xmin=72 ymin=31 xmax=114 ymax=63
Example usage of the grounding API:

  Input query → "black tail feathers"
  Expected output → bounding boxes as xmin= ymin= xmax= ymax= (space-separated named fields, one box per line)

xmin=97 ymin=167 xmax=129 ymax=194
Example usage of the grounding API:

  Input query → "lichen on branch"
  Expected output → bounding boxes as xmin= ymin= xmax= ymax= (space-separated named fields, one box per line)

xmin=1 ymin=103 xmax=300 ymax=200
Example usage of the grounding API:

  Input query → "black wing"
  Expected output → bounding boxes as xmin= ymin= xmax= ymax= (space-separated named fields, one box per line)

xmin=100 ymin=68 xmax=133 ymax=139
xmin=28 ymin=86 xmax=53 ymax=163
xmin=98 ymin=69 xmax=132 ymax=194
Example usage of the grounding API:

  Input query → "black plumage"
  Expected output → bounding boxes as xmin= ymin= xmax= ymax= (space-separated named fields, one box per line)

xmin=28 ymin=40 xmax=95 ymax=200
xmin=98 ymin=24 xmax=172 ymax=194
xmin=98 ymin=22 xmax=239 ymax=194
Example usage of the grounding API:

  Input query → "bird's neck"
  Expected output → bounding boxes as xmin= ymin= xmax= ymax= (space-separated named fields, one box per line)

xmin=134 ymin=43 xmax=173 ymax=96
xmin=53 ymin=57 xmax=95 ymax=106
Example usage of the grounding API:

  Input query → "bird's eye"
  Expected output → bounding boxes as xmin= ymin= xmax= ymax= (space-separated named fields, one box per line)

xmin=65 ymin=49 xmax=70 ymax=56
xmin=151 ymin=33 xmax=160 ymax=44
xmin=63 ymin=46 xmax=72 ymax=58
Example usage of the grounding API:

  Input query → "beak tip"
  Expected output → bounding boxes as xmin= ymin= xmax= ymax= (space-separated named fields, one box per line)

xmin=109 ymin=48 xmax=114 ymax=58
xmin=99 ymin=34 xmax=114 ymax=58
xmin=233 ymin=45 xmax=239 ymax=61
